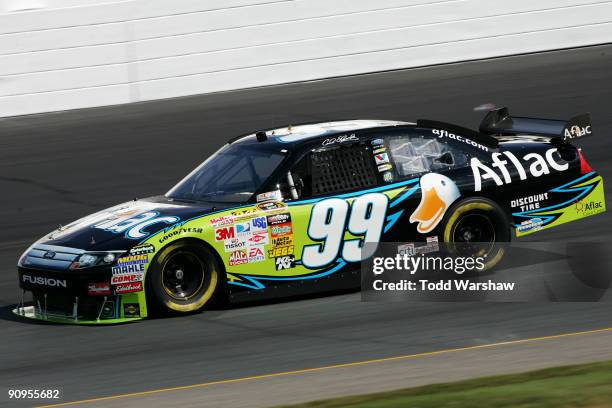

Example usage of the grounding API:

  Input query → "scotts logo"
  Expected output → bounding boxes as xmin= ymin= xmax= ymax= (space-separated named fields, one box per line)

xmin=94 ymin=211 xmax=180 ymax=239
xmin=410 ymin=173 xmax=460 ymax=233
xmin=471 ymin=148 xmax=568 ymax=192
xmin=22 ymin=275 xmax=67 ymax=288
xmin=564 ymin=125 xmax=592 ymax=140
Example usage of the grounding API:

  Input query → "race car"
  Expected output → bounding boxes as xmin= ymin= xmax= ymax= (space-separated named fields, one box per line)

xmin=14 ymin=108 xmax=605 ymax=323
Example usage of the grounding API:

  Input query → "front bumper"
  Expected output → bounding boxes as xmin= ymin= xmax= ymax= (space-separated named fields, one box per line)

xmin=14 ymin=246 xmax=147 ymax=324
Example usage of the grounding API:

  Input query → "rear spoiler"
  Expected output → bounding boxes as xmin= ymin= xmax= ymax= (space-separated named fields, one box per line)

xmin=479 ymin=107 xmax=592 ymax=142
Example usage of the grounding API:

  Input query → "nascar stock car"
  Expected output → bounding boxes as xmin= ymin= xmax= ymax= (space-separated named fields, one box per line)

xmin=14 ymin=108 xmax=605 ymax=323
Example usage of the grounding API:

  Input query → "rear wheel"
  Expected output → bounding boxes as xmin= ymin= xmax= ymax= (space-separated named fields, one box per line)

xmin=441 ymin=198 xmax=511 ymax=271
xmin=147 ymin=240 xmax=223 ymax=314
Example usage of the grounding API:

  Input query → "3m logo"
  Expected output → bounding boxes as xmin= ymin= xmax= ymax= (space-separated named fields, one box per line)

xmin=215 ymin=226 xmax=235 ymax=241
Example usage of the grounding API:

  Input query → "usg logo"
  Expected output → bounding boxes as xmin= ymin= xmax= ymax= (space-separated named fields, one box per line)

xmin=22 ymin=275 xmax=67 ymax=288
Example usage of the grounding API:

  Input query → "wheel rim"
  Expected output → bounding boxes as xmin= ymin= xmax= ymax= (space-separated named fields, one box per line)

xmin=161 ymin=251 xmax=206 ymax=300
xmin=452 ymin=213 xmax=496 ymax=256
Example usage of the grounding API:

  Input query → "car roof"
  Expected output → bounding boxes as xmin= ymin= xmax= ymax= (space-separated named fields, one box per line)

xmin=233 ymin=119 xmax=414 ymax=146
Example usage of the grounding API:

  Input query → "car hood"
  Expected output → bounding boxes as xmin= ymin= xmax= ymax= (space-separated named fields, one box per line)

xmin=35 ymin=196 xmax=221 ymax=252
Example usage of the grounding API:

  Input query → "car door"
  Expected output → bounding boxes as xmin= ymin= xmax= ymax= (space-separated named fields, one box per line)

xmin=260 ymin=137 xmax=387 ymax=281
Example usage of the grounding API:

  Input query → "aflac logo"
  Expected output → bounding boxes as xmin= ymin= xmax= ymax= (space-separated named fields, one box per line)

xmin=94 ymin=211 xmax=180 ymax=239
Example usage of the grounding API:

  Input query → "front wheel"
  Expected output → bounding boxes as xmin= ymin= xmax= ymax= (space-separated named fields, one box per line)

xmin=440 ymin=197 xmax=511 ymax=271
xmin=146 ymin=240 xmax=223 ymax=314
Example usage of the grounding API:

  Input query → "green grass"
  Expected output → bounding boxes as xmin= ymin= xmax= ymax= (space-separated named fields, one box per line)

xmin=276 ymin=361 xmax=612 ymax=408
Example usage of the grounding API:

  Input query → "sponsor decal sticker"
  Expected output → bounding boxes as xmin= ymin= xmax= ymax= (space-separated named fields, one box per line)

xmin=517 ymin=218 xmax=544 ymax=233
xmin=111 ymin=273 xmax=144 ymax=285
xmin=471 ymin=148 xmax=569 ymax=192
xmin=116 ymin=254 xmax=148 ymax=266
xmin=397 ymin=236 xmax=439 ymax=256
xmin=229 ymin=249 xmax=248 ymax=266
xmin=248 ymin=246 xmax=266 ymax=263
xmin=256 ymin=190 xmax=283 ymax=202
xmin=115 ymin=282 xmax=143 ymax=294
xmin=235 ymin=222 xmax=252 ymax=238
xmin=256 ymin=201 xmax=287 ymax=212
xmin=383 ymin=171 xmax=394 ymax=183
xmin=432 ymin=129 xmax=489 ymax=152
xmin=88 ymin=282 xmax=111 ymax=296
xmin=129 ymin=244 xmax=155 ymax=255
xmin=271 ymin=235 xmax=293 ymax=248
xmin=374 ymin=153 xmax=390 ymax=165
xmin=410 ymin=173 xmax=460 ymax=234
xmin=275 ymin=255 xmax=295 ymax=270
xmin=210 ymin=215 xmax=235 ymax=227
xmin=123 ymin=303 xmax=141 ymax=318
xmin=248 ymin=232 xmax=269 ymax=245
xmin=511 ymin=193 xmax=549 ymax=211
xmin=215 ymin=226 xmax=235 ymax=241
xmin=377 ymin=164 xmax=392 ymax=173
xmin=564 ymin=125 xmax=592 ymax=140
xmin=267 ymin=213 xmax=291 ymax=225
xmin=230 ymin=208 xmax=258 ymax=217
xmin=270 ymin=223 xmax=292 ymax=238
xmin=268 ymin=246 xmax=294 ymax=257
xmin=224 ymin=239 xmax=247 ymax=253
xmin=94 ymin=211 xmax=180 ymax=240
xmin=250 ymin=216 xmax=268 ymax=231
xmin=158 ymin=226 xmax=204 ymax=244
xmin=371 ymin=138 xmax=384 ymax=146
xmin=112 ymin=263 xmax=145 ymax=275
xmin=574 ymin=199 xmax=604 ymax=216
xmin=373 ymin=147 xmax=386 ymax=154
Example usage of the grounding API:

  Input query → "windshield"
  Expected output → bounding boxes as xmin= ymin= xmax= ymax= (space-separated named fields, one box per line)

xmin=166 ymin=143 xmax=286 ymax=203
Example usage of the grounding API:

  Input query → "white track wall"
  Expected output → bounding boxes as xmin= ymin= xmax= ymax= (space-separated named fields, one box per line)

xmin=1 ymin=0 xmax=612 ymax=117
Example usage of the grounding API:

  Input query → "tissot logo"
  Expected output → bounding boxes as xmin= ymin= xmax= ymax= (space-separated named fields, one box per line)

xmin=471 ymin=148 xmax=569 ymax=191
xmin=22 ymin=275 xmax=67 ymax=288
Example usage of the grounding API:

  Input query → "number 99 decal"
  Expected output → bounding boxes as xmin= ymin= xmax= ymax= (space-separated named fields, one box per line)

xmin=302 ymin=193 xmax=389 ymax=268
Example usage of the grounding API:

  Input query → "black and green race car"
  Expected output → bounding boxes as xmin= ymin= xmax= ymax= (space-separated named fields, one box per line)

xmin=14 ymin=107 xmax=605 ymax=323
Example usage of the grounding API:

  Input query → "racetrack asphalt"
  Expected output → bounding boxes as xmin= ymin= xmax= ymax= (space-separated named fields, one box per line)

xmin=1 ymin=44 xmax=612 ymax=407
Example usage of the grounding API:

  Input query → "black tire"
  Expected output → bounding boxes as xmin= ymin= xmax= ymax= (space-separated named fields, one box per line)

xmin=146 ymin=240 xmax=224 ymax=315
xmin=440 ymin=197 xmax=511 ymax=272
